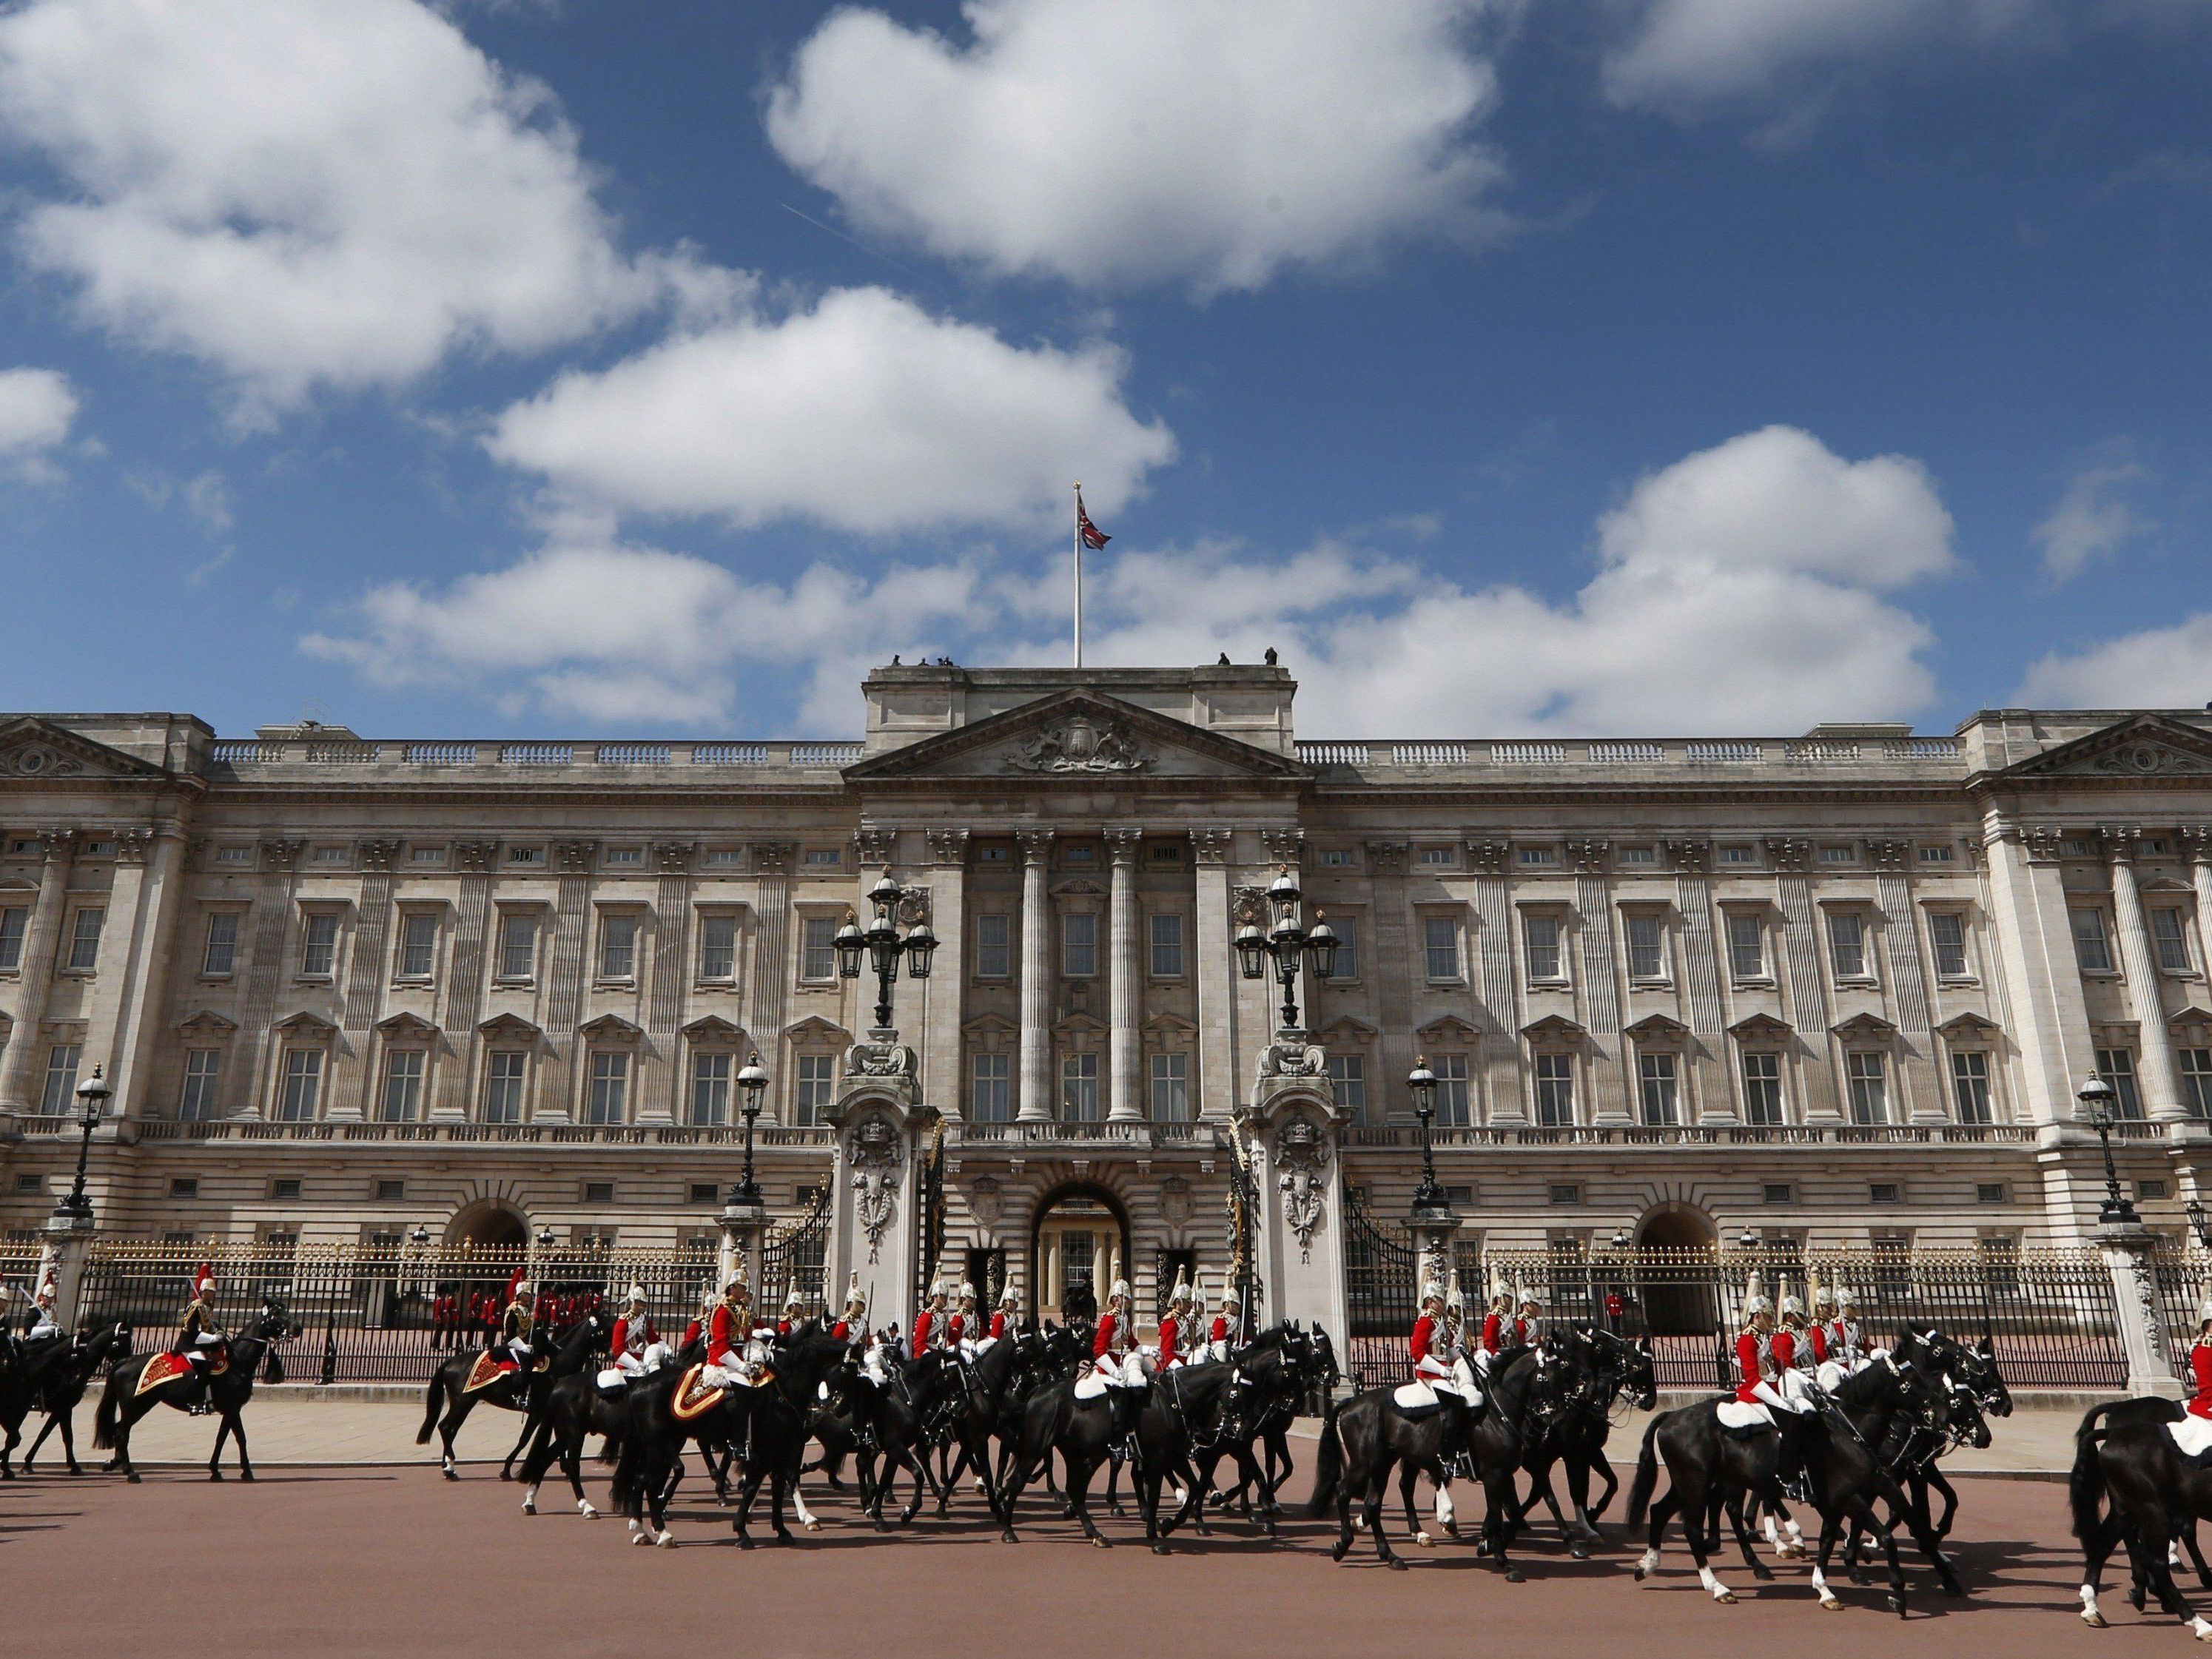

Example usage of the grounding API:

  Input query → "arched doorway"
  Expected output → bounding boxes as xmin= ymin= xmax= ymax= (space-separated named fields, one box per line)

xmin=1633 ymin=1203 xmax=1718 ymax=1338
xmin=446 ymin=1202 xmax=527 ymax=1251
xmin=1030 ymin=1183 xmax=1131 ymax=1323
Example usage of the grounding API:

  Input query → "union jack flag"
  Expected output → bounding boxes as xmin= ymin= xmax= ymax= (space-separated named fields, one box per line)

xmin=1076 ymin=490 xmax=1112 ymax=551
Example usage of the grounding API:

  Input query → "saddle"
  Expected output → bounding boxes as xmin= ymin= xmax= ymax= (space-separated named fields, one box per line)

xmin=137 ymin=1351 xmax=195 ymax=1397
xmin=1392 ymin=1381 xmax=1445 ymax=1419
xmin=1072 ymin=1373 xmax=1111 ymax=1402
xmin=2170 ymin=1414 xmax=2212 ymax=1463
xmin=672 ymin=1362 xmax=729 ymax=1422
xmin=463 ymin=1351 xmax=521 ymax=1393
xmin=1715 ymin=1399 xmax=1775 ymax=1436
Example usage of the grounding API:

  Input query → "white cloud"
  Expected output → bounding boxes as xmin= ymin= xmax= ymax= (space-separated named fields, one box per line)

xmin=487 ymin=286 xmax=1174 ymax=533
xmin=2018 ymin=616 xmax=2212 ymax=709
xmin=313 ymin=425 xmax=1956 ymax=736
xmin=0 ymin=0 xmax=667 ymax=407
xmin=0 ymin=366 xmax=78 ymax=462
xmin=765 ymin=0 xmax=1508 ymax=292
xmin=1059 ymin=426 xmax=1954 ymax=735
xmin=2034 ymin=455 xmax=2154 ymax=582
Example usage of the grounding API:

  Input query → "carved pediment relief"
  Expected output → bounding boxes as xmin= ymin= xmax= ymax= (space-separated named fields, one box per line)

xmin=1624 ymin=1012 xmax=1690 ymax=1042
xmin=680 ymin=1014 xmax=747 ymax=1045
xmin=843 ymin=690 xmax=1308 ymax=784
xmin=1416 ymin=1014 xmax=1480 ymax=1043
xmin=2169 ymin=1004 xmax=2212 ymax=1032
xmin=1997 ymin=714 xmax=2212 ymax=782
xmin=577 ymin=1012 xmax=642 ymax=1043
xmin=272 ymin=1010 xmax=337 ymax=1039
xmin=0 ymin=716 xmax=169 ymax=783
xmin=784 ymin=1014 xmax=853 ymax=1046
xmin=1830 ymin=1012 xmax=1898 ymax=1040
xmin=1934 ymin=1011 xmax=2002 ymax=1037
xmin=176 ymin=1010 xmax=238 ymax=1037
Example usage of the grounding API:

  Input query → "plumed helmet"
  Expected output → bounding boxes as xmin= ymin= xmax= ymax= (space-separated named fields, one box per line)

xmin=1516 ymin=1281 xmax=1541 ymax=1308
xmin=929 ymin=1279 xmax=947 ymax=1301
xmin=725 ymin=1276 xmax=749 ymax=1298
xmin=702 ymin=1280 xmax=722 ymax=1311
xmin=2197 ymin=1296 xmax=2212 ymax=1326
xmin=1169 ymin=1268 xmax=1191 ymax=1305
xmin=844 ymin=1271 xmax=866 ymax=1310
xmin=1812 ymin=1281 xmax=1836 ymax=1312
xmin=192 ymin=1262 xmax=215 ymax=1297
xmin=1109 ymin=1278 xmax=1130 ymax=1302
xmin=1778 ymin=1294 xmax=1806 ymax=1319
xmin=1421 ymin=1279 xmax=1445 ymax=1309
xmin=624 ymin=1283 xmax=647 ymax=1308
xmin=1220 ymin=1283 xmax=1242 ymax=1308
xmin=1744 ymin=1293 xmax=1774 ymax=1319
xmin=958 ymin=1282 xmax=976 ymax=1302
xmin=1000 ymin=1285 xmax=1020 ymax=1307
xmin=1445 ymin=1268 xmax=1465 ymax=1313
xmin=784 ymin=1288 xmax=804 ymax=1311
xmin=1190 ymin=1273 xmax=1208 ymax=1309
xmin=1835 ymin=1287 xmax=1858 ymax=1310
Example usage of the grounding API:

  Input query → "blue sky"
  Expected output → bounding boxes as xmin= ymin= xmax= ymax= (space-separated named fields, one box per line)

xmin=0 ymin=0 xmax=2209 ymax=739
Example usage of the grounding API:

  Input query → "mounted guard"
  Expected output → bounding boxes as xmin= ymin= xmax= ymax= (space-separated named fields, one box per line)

xmin=831 ymin=1273 xmax=868 ymax=1344
xmin=596 ymin=1285 xmax=666 ymax=1396
xmin=987 ymin=1285 xmax=1019 ymax=1345
xmin=175 ymin=1263 xmax=228 ymax=1413
xmin=704 ymin=1277 xmax=768 ymax=1388
xmin=912 ymin=1281 xmax=950 ymax=1357
xmin=1208 ymin=1284 xmax=1243 ymax=1362
xmin=1156 ymin=1268 xmax=1193 ymax=1370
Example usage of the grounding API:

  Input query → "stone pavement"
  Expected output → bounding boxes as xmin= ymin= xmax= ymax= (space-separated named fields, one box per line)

xmin=38 ymin=1388 xmax=2093 ymax=1474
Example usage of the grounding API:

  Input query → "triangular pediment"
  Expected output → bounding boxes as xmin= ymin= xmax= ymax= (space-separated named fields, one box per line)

xmin=477 ymin=1013 xmax=541 ymax=1041
xmin=176 ymin=1011 xmax=239 ymax=1037
xmin=1997 ymin=714 xmax=2212 ymax=783
xmin=844 ymin=690 xmax=1308 ymax=784
xmin=1831 ymin=1012 xmax=1898 ymax=1040
xmin=375 ymin=1012 xmax=439 ymax=1038
xmin=1624 ymin=1013 xmax=1690 ymax=1042
xmin=680 ymin=1014 xmax=747 ymax=1045
xmin=1727 ymin=1012 xmax=1793 ymax=1042
xmin=1520 ymin=1014 xmax=1587 ymax=1045
xmin=0 ymin=717 xmax=172 ymax=784
xmin=273 ymin=1010 xmax=337 ymax=1038
xmin=577 ymin=1013 xmax=641 ymax=1043
xmin=1935 ymin=1011 xmax=2002 ymax=1037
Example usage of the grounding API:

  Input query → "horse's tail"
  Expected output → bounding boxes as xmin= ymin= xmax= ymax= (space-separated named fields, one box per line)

xmin=1306 ymin=1397 xmax=1345 ymax=1516
xmin=1624 ymin=1413 xmax=1664 ymax=1530
xmin=2071 ymin=1401 xmax=2117 ymax=1541
xmin=93 ymin=1367 xmax=121 ymax=1451
xmin=415 ymin=1372 xmax=444 ymax=1445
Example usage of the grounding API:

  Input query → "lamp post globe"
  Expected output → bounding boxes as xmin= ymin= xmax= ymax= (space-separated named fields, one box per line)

xmin=1407 ymin=1057 xmax=1447 ymax=1212
xmin=2078 ymin=1074 xmax=2139 ymax=1225
xmin=733 ymin=1050 xmax=769 ymax=1203
xmin=55 ymin=1064 xmax=110 ymax=1222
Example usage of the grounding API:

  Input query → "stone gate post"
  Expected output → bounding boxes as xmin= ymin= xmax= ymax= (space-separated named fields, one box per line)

xmin=824 ymin=1029 xmax=933 ymax=1331
xmin=1240 ymin=1028 xmax=1350 ymax=1344
xmin=39 ymin=1207 xmax=95 ymax=1330
xmin=2099 ymin=1218 xmax=2184 ymax=1397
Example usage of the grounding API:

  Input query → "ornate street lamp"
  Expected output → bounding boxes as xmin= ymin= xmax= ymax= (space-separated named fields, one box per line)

xmin=2079 ymin=1074 xmax=2140 ymax=1225
xmin=1610 ymin=1225 xmax=1631 ymax=1251
xmin=53 ymin=1065 xmax=110 ymax=1222
xmin=1406 ymin=1056 xmax=1448 ymax=1212
xmin=2185 ymin=1197 xmax=2212 ymax=1251
xmin=1737 ymin=1223 xmax=1758 ymax=1253
xmin=1235 ymin=866 xmax=1337 ymax=1031
xmin=840 ymin=872 xmax=938 ymax=1032
xmin=732 ymin=1050 xmax=770 ymax=1204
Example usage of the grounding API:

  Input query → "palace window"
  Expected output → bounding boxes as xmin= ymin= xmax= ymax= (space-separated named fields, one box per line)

xmin=2072 ymin=907 xmax=2116 ymax=975
xmin=792 ymin=1052 xmax=836 ymax=1125
xmin=1726 ymin=910 xmax=1765 ymax=980
xmin=1061 ymin=1052 xmax=1100 ymax=1123
xmin=1523 ymin=912 xmax=1564 ymax=983
xmin=1638 ymin=1051 xmax=1678 ymax=1125
xmin=1149 ymin=912 xmax=1185 ymax=978
xmin=2095 ymin=1047 xmax=2144 ymax=1119
xmin=970 ymin=1051 xmax=1011 ymax=1123
xmin=1928 ymin=910 xmax=1971 ymax=979
xmin=1327 ymin=1053 xmax=1367 ymax=1120
xmin=0 ymin=906 xmax=24 ymax=971
xmin=585 ymin=1051 xmax=630 ymax=1124
xmin=1062 ymin=912 xmax=1098 ymax=977
xmin=1741 ymin=1051 xmax=1784 ymax=1125
xmin=380 ymin=1050 xmax=425 ymax=1123
xmin=2154 ymin=907 xmax=2196 ymax=974
xmin=1846 ymin=1051 xmax=1889 ymax=1125
xmin=1950 ymin=1051 xmax=1993 ymax=1125
xmin=1433 ymin=1054 xmax=1471 ymax=1126
xmin=690 ymin=1051 xmax=731 ymax=1126
xmin=483 ymin=1052 xmax=526 ymax=1124
xmin=178 ymin=1049 xmax=221 ymax=1121
xmin=2182 ymin=1049 xmax=2212 ymax=1118
xmin=1826 ymin=910 xmax=1869 ymax=980
xmin=201 ymin=912 xmax=239 ymax=977
xmin=1325 ymin=915 xmax=1359 ymax=980
xmin=801 ymin=916 xmax=838 ymax=983
xmin=396 ymin=912 xmax=438 ymax=980
xmin=276 ymin=1049 xmax=323 ymax=1122
xmin=1533 ymin=1051 xmax=1575 ymax=1126
xmin=1624 ymin=912 xmax=1669 ymax=982
xmin=974 ymin=914 xmax=1012 ymax=979
xmin=64 ymin=906 xmax=104 ymax=972
xmin=300 ymin=912 xmax=340 ymax=977
xmin=497 ymin=912 xmax=537 ymax=980
xmin=696 ymin=913 xmax=738 ymax=983
xmin=1150 ymin=1052 xmax=1191 ymax=1122
xmin=1422 ymin=914 xmax=1461 ymax=982
xmin=39 ymin=1043 xmax=80 ymax=1113
xmin=597 ymin=913 xmax=639 ymax=980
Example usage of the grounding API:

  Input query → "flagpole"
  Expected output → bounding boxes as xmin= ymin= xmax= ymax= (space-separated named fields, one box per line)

xmin=1072 ymin=481 xmax=1084 ymax=669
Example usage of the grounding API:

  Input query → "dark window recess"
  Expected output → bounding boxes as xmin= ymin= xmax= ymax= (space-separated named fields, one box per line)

xmin=1869 ymin=1182 xmax=1901 ymax=1205
xmin=2139 ymin=1179 xmax=2171 ymax=1200
xmin=1445 ymin=1184 xmax=1473 ymax=1208
xmin=1763 ymin=1182 xmax=1794 ymax=1204
xmin=1547 ymin=1183 xmax=1580 ymax=1205
xmin=689 ymin=1182 xmax=720 ymax=1205
xmin=375 ymin=1179 xmax=405 ymax=1201
xmin=169 ymin=1178 xmax=198 ymax=1198
xmin=272 ymin=1178 xmax=302 ymax=1200
xmin=585 ymin=1181 xmax=615 ymax=1204
xmin=1975 ymin=1182 xmax=2006 ymax=1203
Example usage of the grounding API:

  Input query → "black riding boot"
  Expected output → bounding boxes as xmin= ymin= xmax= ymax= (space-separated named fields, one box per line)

xmin=1776 ymin=1410 xmax=1810 ymax=1502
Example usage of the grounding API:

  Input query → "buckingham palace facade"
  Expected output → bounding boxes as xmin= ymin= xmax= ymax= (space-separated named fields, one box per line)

xmin=5 ymin=660 xmax=2212 ymax=1322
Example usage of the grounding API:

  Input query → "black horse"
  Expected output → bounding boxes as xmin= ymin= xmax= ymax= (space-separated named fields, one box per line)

xmin=94 ymin=1301 xmax=296 ymax=1482
xmin=1506 ymin=1326 xmax=1658 ymax=1553
xmin=998 ymin=1357 xmax=1160 ymax=1548
xmin=7 ymin=1322 xmax=132 ymax=1475
xmin=415 ymin=1308 xmax=608 ymax=1480
xmin=838 ymin=1347 xmax=953 ymax=1527
xmin=2071 ymin=1397 xmax=2212 ymax=1634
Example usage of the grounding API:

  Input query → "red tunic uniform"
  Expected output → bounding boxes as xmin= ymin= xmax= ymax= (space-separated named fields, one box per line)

xmin=989 ymin=1310 xmax=1011 ymax=1340
xmin=1093 ymin=1313 xmax=1123 ymax=1363
xmin=611 ymin=1313 xmax=659 ymax=1359
xmin=706 ymin=1304 xmax=756 ymax=1369
xmin=1734 ymin=1330 xmax=1771 ymax=1405
xmin=947 ymin=1313 xmax=967 ymax=1345
xmin=912 ymin=1308 xmax=939 ymax=1358
xmin=830 ymin=1318 xmax=853 ymax=1343
xmin=1157 ymin=1316 xmax=1180 ymax=1369
xmin=1411 ymin=1313 xmax=1445 ymax=1369
xmin=1209 ymin=1314 xmax=1230 ymax=1346
xmin=1480 ymin=1312 xmax=1506 ymax=1354
xmin=2189 ymin=1344 xmax=2212 ymax=1420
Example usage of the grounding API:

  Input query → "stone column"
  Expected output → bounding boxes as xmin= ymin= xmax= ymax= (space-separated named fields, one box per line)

xmin=922 ymin=829 xmax=969 ymax=1114
xmin=1869 ymin=838 xmax=1943 ymax=1123
xmin=434 ymin=840 xmax=498 ymax=1120
xmin=38 ymin=1208 xmax=96 ymax=1330
xmin=640 ymin=841 xmax=696 ymax=1125
xmin=1408 ymin=1197 xmax=1464 ymax=1302
xmin=1107 ymin=827 xmax=1143 ymax=1123
xmin=0 ymin=828 xmax=75 ymax=1111
xmin=1668 ymin=840 xmax=1733 ymax=1124
xmin=534 ymin=840 xmax=597 ymax=1125
xmin=237 ymin=838 xmax=306 ymax=1117
xmin=744 ymin=844 xmax=795 ymax=1109
xmin=1365 ymin=842 xmax=1414 ymax=1117
xmin=1193 ymin=829 xmax=1236 ymax=1119
xmin=2185 ymin=830 xmax=2212 ymax=1014
xmin=109 ymin=824 xmax=189 ymax=1119
xmin=332 ymin=838 xmax=402 ymax=1121
xmin=1570 ymin=841 xmax=1627 ymax=1123
xmin=718 ymin=1192 xmax=767 ymax=1293
xmin=2107 ymin=827 xmax=2188 ymax=1120
xmin=1767 ymin=837 xmax=1840 ymax=1122
xmin=1467 ymin=839 xmax=1522 ymax=1123
xmin=1015 ymin=828 xmax=1055 ymax=1122
xmin=2099 ymin=1217 xmax=2184 ymax=1396
xmin=1983 ymin=818 xmax=2094 ymax=1125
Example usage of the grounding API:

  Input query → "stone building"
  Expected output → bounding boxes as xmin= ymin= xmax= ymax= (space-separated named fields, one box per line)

xmin=1 ymin=662 xmax=2209 ymax=1331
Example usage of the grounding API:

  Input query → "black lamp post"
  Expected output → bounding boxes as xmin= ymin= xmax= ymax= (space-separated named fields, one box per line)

xmin=2186 ymin=1197 xmax=2212 ymax=1251
xmin=1406 ymin=1056 xmax=1448 ymax=1211
xmin=732 ymin=1050 xmax=769 ymax=1204
xmin=1235 ymin=866 xmax=1338 ymax=1031
xmin=1610 ymin=1226 xmax=1631 ymax=1251
xmin=838 ymin=872 xmax=938 ymax=1032
xmin=2080 ymin=1074 xmax=2140 ymax=1225
xmin=53 ymin=1065 xmax=110 ymax=1222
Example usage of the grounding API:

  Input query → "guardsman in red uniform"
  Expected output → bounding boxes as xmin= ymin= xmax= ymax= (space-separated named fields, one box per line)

xmin=1411 ymin=1282 xmax=1453 ymax=1388
xmin=1156 ymin=1270 xmax=1191 ymax=1370
xmin=949 ymin=1282 xmax=978 ymax=1349
xmin=1208 ymin=1284 xmax=1240 ymax=1364
xmin=988 ymin=1285 xmax=1019 ymax=1343
xmin=2189 ymin=1300 xmax=2212 ymax=1420
xmin=705 ymin=1279 xmax=763 ymax=1385
xmin=1477 ymin=1280 xmax=1510 ymax=1370
xmin=682 ymin=1280 xmax=717 ymax=1353
xmin=912 ymin=1282 xmax=949 ymax=1358
xmin=1092 ymin=1278 xmax=1150 ymax=1385
xmin=831 ymin=1273 xmax=867 ymax=1345
xmin=776 ymin=1288 xmax=806 ymax=1339
xmin=1513 ymin=1285 xmax=1544 ymax=1352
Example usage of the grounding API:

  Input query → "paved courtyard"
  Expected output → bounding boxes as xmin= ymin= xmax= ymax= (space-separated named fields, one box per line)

xmin=0 ymin=1404 xmax=2191 ymax=1659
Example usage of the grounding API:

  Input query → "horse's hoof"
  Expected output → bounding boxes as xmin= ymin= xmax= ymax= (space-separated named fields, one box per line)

xmin=804 ymin=1518 xmax=821 ymax=1532
xmin=581 ymin=1504 xmax=599 ymax=1519
xmin=1387 ymin=1557 xmax=1410 ymax=1571
xmin=127 ymin=1471 xmax=141 ymax=1484
xmin=1152 ymin=1544 xmax=1170 ymax=1556
xmin=1001 ymin=1530 xmax=1018 ymax=1544
xmin=1633 ymin=1565 xmax=1649 ymax=1582
xmin=1415 ymin=1532 xmax=1433 ymax=1548
xmin=630 ymin=1532 xmax=652 ymax=1547
xmin=443 ymin=1468 xmax=460 ymax=1483
xmin=1821 ymin=1597 xmax=1843 ymax=1613
xmin=1442 ymin=1521 xmax=1460 ymax=1538
xmin=739 ymin=1535 xmax=755 ymax=1549
xmin=1750 ymin=1564 xmax=1775 ymax=1582
xmin=656 ymin=1531 xmax=675 ymax=1548
xmin=2080 ymin=1610 xmax=2106 ymax=1629
xmin=497 ymin=1470 xmax=513 ymax=1482
xmin=1570 ymin=1544 xmax=1590 ymax=1561
xmin=1715 ymin=1589 xmax=1737 ymax=1606
xmin=1091 ymin=1537 xmax=1111 ymax=1549
xmin=1331 ymin=1543 xmax=1350 ymax=1563
xmin=1505 ymin=1567 xmax=1526 ymax=1584
xmin=522 ymin=1500 xmax=537 ymax=1515
xmin=1887 ymin=1595 xmax=1906 ymax=1618
xmin=208 ymin=1470 xmax=223 ymax=1482
xmin=240 ymin=1470 xmax=254 ymax=1484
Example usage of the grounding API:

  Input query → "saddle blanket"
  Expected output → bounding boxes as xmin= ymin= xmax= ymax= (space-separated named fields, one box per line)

xmin=672 ymin=1364 xmax=727 ymax=1422
xmin=1715 ymin=1401 xmax=1775 ymax=1431
xmin=463 ymin=1352 xmax=520 ymax=1393
xmin=1073 ymin=1374 xmax=1111 ymax=1402
xmin=136 ymin=1351 xmax=195 ymax=1397
xmin=2169 ymin=1414 xmax=2212 ymax=1459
